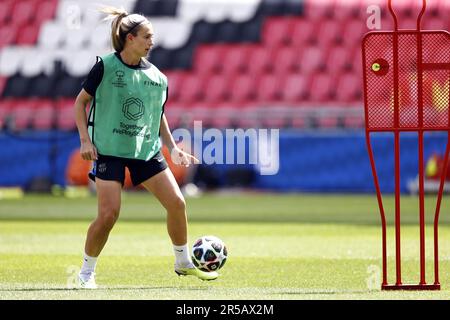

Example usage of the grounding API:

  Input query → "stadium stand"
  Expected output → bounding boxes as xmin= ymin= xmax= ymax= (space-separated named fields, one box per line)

xmin=1 ymin=0 xmax=449 ymax=131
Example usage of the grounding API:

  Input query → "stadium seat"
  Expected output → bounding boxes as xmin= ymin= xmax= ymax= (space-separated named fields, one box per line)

xmin=16 ymin=22 xmax=41 ymax=45
xmin=273 ymin=46 xmax=300 ymax=74
xmin=423 ymin=15 xmax=447 ymax=30
xmin=193 ymin=45 xmax=226 ymax=76
xmin=300 ymin=45 xmax=325 ymax=75
xmin=316 ymin=19 xmax=344 ymax=46
xmin=214 ymin=21 xmax=242 ymax=43
xmin=0 ymin=47 xmax=25 ymax=77
xmin=221 ymin=45 xmax=251 ymax=76
xmin=280 ymin=73 xmax=309 ymax=103
xmin=335 ymin=72 xmax=363 ymax=104
xmin=203 ymin=73 xmax=229 ymax=104
xmin=27 ymin=74 xmax=57 ymax=97
xmin=309 ymin=73 xmax=334 ymax=103
xmin=34 ymin=0 xmax=58 ymax=25
xmin=10 ymin=0 xmax=36 ymax=27
xmin=64 ymin=27 xmax=90 ymax=49
xmin=38 ymin=21 xmax=64 ymax=49
xmin=163 ymin=102 xmax=183 ymax=129
xmin=149 ymin=47 xmax=173 ymax=70
xmin=230 ymin=73 xmax=256 ymax=104
xmin=325 ymin=45 xmax=352 ymax=74
xmin=342 ymin=18 xmax=368 ymax=47
xmin=0 ymin=24 xmax=18 ymax=48
xmin=55 ymin=98 xmax=76 ymax=131
xmin=177 ymin=73 xmax=204 ymax=105
xmin=33 ymin=99 xmax=55 ymax=130
xmin=291 ymin=18 xmax=316 ymax=47
xmin=0 ymin=0 xmax=14 ymax=25
xmin=228 ymin=0 xmax=260 ymax=23
xmin=246 ymin=45 xmax=274 ymax=76
xmin=303 ymin=0 xmax=336 ymax=20
xmin=2 ymin=75 xmax=31 ymax=98
xmin=256 ymin=72 xmax=282 ymax=104
xmin=262 ymin=17 xmax=294 ymax=48
xmin=164 ymin=71 xmax=186 ymax=103
xmin=9 ymin=99 xmax=35 ymax=130
xmin=333 ymin=0 xmax=363 ymax=21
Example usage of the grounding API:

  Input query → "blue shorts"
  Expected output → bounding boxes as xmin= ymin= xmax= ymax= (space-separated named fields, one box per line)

xmin=88 ymin=151 xmax=168 ymax=186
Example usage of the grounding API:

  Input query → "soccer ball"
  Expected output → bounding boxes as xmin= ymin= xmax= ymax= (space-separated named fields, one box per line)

xmin=191 ymin=235 xmax=227 ymax=272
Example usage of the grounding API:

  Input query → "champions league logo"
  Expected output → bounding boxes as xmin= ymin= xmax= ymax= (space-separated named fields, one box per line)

xmin=112 ymin=70 xmax=127 ymax=88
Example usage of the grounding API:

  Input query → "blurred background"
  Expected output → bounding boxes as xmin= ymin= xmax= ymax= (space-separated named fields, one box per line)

xmin=0 ymin=0 xmax=449 ymax=198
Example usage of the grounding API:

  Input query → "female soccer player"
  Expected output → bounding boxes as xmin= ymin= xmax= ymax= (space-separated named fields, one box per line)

xmin=74 ymin=7 xmax=218 ymax=288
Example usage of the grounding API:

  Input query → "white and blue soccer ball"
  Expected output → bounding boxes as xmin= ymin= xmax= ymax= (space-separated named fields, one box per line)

xmin=191 ymin=235 xmax=228 ymax=272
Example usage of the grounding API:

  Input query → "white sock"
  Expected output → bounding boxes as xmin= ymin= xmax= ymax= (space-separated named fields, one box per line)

xmin=173 ymin=244 xmax=193 ymax=268
xmin=80 ymin=253 xmax=97 ymax=280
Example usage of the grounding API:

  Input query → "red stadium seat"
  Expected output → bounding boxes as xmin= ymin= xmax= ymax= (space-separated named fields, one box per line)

xmin=10 ymin=99 xmax=35 ymax=130
xmin=300 ymin=45 xmax=325 ymax=75
xmin=56 ymin=98 xmax=76 ymax=131
xmin=193 ymin=45 xmax=226 ymax=77
xmin=342 ymin=18 xmax=368 ymax=47
xmin=325 ymin=45 xmax=352 ymax=74
xmin=333 ymin=0 xmax=363 ymax=21
xmin=33 ymin=99 xmax=55 ymax=130
xmin=273 ymin=46 xmax=300 ymax=74
xmin=0 ymin=0 xmax=14 ymax=26
xmin=256 ymin=73 xmax=282 ymax=104
xmin=304 ymin=0 xmax=336 ymax=20
xmin=203 ymin=74 xmax=229 ymax=104
xmin=163 ymin=101 xmax=184 ymax=129
xmin=423 ymin=15 xmax=447 ymax=30
xmin=15 ymin=22 xmax=41 ymax=45
xmin=221 ymin=45 xmax=251 ymax=76
xmin=280 ymin=73 xmax=309 ymax=104
xmin=246 ymin=45 xmax=274 ymax=76
xmin=177 ymin=74 xmax=204 ymax=105
xmin=291 ymin=18 xmax=316 ymax=47
xmin=165 ymin=71 xmax=186 ymax=103
xmin=262 ymin=17 xmax=294 ymax=48
xmin=230 ymin=73 xmax=256 ymax=104
xmin=34 ymin=0 xmax=58 ymax=24
xmin=309 ymin=73 xmax=334 ymax=103
xmin=11 ymin=0 xmax=36 ymax=27
xmin=316 ymin=19 xmax=344 ymax=46
xmin=335 ymin=72 xmax=363 ymax=104
xmin=0 ymin=24 xmax=18 ymax=48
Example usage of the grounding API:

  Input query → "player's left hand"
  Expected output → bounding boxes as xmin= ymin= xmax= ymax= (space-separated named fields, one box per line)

xmin=170 ymin=147 xmax=200 ymax=167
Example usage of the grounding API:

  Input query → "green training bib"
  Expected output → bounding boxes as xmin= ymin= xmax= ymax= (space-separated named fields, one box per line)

xmin=88 ymin=53 xmax=167 ymax=161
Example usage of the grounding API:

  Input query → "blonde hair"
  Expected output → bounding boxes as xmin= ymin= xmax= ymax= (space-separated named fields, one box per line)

xmin=100 ymin=6 xmax=150 ymax=52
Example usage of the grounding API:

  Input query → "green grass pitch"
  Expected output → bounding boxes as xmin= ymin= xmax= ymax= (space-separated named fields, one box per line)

xmin=0 ymin=192 xmax=449 ymax=299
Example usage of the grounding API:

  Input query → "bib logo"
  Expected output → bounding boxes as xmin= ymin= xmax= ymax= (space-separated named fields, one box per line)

xmin=122 ymin=97 xmax=144 ymax=121
xmin=112 ymin=70 xmax=127 ymax=88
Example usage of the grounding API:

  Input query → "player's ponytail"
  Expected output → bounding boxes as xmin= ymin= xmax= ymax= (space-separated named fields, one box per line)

xmin=100 ymin=6 xmax=149 ymax=52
